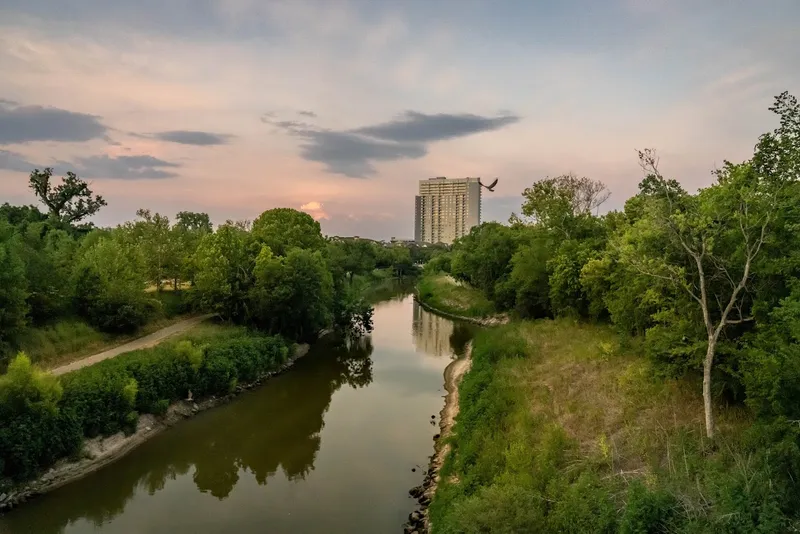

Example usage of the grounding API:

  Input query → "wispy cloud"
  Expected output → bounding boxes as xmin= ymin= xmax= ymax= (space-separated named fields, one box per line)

xmin=67 ymin=154 xmax=180 ymax=180
xmin=148 ymin=130 xmax=234 ymax=146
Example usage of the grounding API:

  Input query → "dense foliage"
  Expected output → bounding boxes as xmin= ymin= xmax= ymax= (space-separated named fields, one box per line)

xmin=425 ymin=92 xmax=800 ymax=531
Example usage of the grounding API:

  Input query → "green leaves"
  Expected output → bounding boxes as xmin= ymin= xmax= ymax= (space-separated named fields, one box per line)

xmin=28 ymin=168 xmax=106 ymax=224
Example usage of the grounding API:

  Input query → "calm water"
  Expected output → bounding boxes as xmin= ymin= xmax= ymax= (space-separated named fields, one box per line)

xmin=0 ymin=291 xmax=475 ymax=534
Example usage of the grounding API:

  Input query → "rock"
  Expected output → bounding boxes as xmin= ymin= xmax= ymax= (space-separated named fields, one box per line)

xmin=431 ymin=415 xmax=436 ymax=419
xmin=191 ymin=403 xmax=199 ymax=413
xmin=433 ymin=433 xmax=440 ymax=440
xmin=411 ymin=468 xmax=416 ymax=472
xmin=410 ymin=510 xmax=422 ymax=523
xmin=0 ymin=492 xmax=7 ymax=502
xmin=144 ymin=426 xmax=151 ymax=432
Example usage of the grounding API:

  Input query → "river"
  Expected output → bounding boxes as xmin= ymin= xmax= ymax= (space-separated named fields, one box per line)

xmin=0 ymin=290 xmax=476 ymax=534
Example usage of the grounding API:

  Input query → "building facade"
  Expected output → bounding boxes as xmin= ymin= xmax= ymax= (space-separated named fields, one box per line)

xmin=414 ymin=177 xmax=481 ymax=244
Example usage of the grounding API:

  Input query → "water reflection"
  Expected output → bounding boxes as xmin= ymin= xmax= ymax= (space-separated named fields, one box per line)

xmin=412 ymin=300 xmax=475 ymax=358
xmin=0 ymin=294 xmax=476 ymax=534
xmin=0 ymin=336 xmax=374 ymax=534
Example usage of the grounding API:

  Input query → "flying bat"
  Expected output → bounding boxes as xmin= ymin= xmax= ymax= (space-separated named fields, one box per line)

xmin=479 ymin=178 xmax=498 ymax=192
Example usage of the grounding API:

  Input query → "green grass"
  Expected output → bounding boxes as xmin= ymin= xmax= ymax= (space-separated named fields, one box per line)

xmin=417 ymin=274 xmax=496 ymax=318
xmin=17 ymin=291 xmax=197 ymax=370
xmin=430 ymin=319 xmax=796 ymax=533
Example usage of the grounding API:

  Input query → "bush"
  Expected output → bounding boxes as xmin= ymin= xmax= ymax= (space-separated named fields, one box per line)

xmin=0 ymin=354 xmax=82 ymax=481
xmin=620 ymin=481 xmax=677 ymax=534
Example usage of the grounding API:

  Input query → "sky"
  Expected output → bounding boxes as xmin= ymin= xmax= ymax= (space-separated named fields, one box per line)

xmin=1 ymin=0 xmax=798 ymax=239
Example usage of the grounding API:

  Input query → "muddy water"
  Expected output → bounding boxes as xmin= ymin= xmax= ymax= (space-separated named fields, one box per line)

xmin=0 ymin=291 xmax=475 ymax=534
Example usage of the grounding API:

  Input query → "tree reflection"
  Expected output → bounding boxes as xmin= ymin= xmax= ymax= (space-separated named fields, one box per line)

xmin=0 ymin=336 xmax=375 ymax=534
xmin=412 ymin=299 xmax=476 ymax=358
xmin=449 ymin=323 xmax=475 ymax=357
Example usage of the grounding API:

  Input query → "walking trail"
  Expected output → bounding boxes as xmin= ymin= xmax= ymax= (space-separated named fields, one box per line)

xmin=50 ymin=314 xmax=215 ymax=376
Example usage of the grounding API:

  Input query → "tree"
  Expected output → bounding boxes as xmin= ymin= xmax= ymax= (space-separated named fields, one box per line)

xmin=28 ymin=168 xmax=107 ymax=224
xmin=252 ymin=208 xmax=324 ymax=256
xmin=521 ymin=173 xmax=610 ymax=238
xmin=450 ymin=223 xmax=520 ymax=300
xmin=73 ymin=232 xmax=150 ymax=333
xmin=249 ymin=247 xmax=333 ymax=340
xmin=192 ymin=223 xmax=255 ymax=321
xmin=173 ymin=211 xmax=212 ymax=288
xmin=621 ymin=100 xmax=795 ymax=439
xmin=18 ymin=224 xmax=77 ymax=324
xmin=128 ymin=209 xmax=175 ymax=292
xmin=0 ymin=223 xmax=28 ymax=358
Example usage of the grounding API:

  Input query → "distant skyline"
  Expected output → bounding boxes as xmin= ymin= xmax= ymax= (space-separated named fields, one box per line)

xmin=1 ymin=0 xmax=798 ymax=239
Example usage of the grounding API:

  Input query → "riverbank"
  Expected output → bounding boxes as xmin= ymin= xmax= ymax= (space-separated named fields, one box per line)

xmin=425 ymin=320 xmax=766 ymax=533
xmin=405 ymin=343 xmax=473 ymax=534
xmin=416 ymin=274 xmax=498 ymax=321
xmin=0 ymin=342 xmax=311 ymax=513
xmin=414 ymin=297 xmax=508 ymax=327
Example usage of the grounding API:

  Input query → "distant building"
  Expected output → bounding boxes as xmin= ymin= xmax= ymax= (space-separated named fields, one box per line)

xmin=414 ymin=177 xmax=481 ymax=245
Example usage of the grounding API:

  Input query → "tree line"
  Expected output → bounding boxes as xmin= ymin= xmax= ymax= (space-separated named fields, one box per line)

xmin=0 ymin=171 xmax=440 ymax=366
xmin=427 ymin=91 xmax=800 ymax=442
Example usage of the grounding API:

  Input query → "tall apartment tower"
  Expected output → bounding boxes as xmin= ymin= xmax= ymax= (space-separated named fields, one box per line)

xmin=414 ymin=177 xmax=481 ymax=244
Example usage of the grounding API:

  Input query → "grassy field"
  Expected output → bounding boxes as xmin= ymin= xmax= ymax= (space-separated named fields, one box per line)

xmin=428 ymin=319 xmax=782 ymax=533
xmin=18 ymin=291 xmax=196 ymax=370
xmin=417 ymin=274 xmax=496 ymax=318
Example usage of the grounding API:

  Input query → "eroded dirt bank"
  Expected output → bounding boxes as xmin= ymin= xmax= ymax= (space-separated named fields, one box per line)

xmin=405 ymin=342 xmax=472 ymax=534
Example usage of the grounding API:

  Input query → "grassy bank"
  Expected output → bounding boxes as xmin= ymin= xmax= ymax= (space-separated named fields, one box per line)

xmin=417 ymin=274 xmax=495 ymax=318
xmin=16 ymin=291 xmax=195 ymax=370
xmin=0 ymin=322 xmax=289 ymax=486
xmin=430 ymin=320 xmax=797 ymax=533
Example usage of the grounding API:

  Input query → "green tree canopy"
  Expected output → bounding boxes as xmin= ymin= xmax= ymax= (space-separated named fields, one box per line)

xmin=252 ymin=208 xmax=324 ymax=256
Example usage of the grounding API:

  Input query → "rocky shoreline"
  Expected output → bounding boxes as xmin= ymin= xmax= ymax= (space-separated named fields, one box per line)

xmin=404 ymin=343 xmax=473 ymax=534
xmin=0 ymin=342 xmax=312 ymax=514
xmin=413 ymin=295 xmax=509 ymax=327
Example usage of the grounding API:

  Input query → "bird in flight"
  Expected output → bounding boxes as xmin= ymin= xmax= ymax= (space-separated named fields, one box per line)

xmin=479 ymin=178 xmax=499 ymax=192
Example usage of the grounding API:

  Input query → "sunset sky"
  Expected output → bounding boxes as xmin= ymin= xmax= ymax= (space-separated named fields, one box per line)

xmin=1 ymin=0 xmax=798 ymax=239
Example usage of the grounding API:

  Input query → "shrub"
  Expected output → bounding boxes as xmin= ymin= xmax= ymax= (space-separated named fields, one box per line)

xmin=0 ymin=354 xmax=82 ymax=481
xmin=620 ymin=481 xmax=677 ymax=534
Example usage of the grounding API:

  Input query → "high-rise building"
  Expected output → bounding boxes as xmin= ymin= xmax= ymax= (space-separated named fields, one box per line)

xmin=414 ymin=177 xmax=481 ymax=244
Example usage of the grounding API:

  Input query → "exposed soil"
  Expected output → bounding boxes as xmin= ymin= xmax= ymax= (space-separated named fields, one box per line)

xmin=405 ymin=342 xmax=473 ymax=534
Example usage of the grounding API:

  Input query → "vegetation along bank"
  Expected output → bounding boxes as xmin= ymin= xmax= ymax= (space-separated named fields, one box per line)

xmin=420 ymin=92 xmax=800 ymax=532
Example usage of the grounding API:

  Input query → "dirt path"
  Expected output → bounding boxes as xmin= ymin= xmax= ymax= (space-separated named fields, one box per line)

xmin=50 ymin=314 xmax=215 ymax=376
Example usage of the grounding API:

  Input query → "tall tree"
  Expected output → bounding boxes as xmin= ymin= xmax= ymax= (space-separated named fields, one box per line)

xmin=0 ymin=223 xmax=28 ymax=358
xmin=129 ymin=209 xmax=175 ymax=292
xmin=28 ymin=168 xmax=106 ymax=224
xmin=521 ymin=173 xmax=610 ymax=238
xmin=621 ymin=92 xmax=798 ymax=439
xmin=173 ymin=211 xmax=212 ymax=288
xmin=252 ymin=208 xmax=324 ymax=256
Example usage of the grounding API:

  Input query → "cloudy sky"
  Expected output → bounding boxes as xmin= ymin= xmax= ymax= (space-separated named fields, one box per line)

xmin=1 ymin=0 xmax=798 ymax=238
